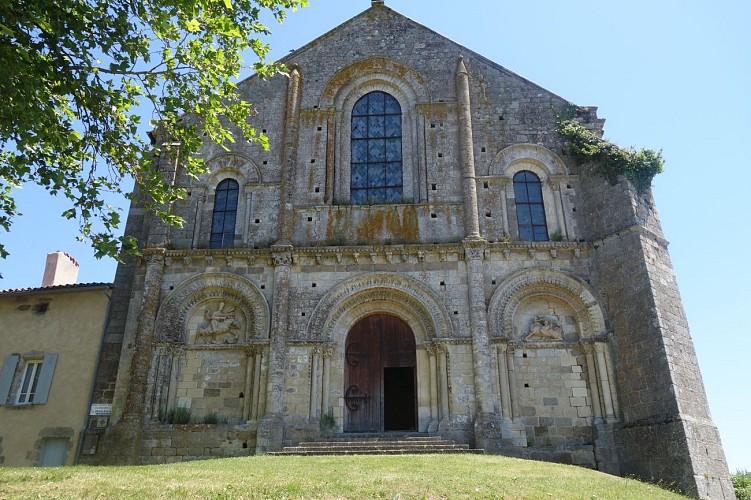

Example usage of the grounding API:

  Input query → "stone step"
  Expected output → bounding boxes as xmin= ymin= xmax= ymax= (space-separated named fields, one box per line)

xmin=279 ymin=444 xmax=470 ymax=453
xmin=270 ymin=448 xmax=485 ymax=456
xmin=295 ymin=440 xmax=459 ymax=448
xmin=269 ymin=435 xmax=484 ymax=456
xmin=313 ymin=433 xmax=432 ymax=442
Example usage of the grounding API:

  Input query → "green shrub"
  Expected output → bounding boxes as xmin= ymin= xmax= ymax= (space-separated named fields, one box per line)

xmin=733 ymin=470 xmax=751 ymax=500
xmin=166 ymin=406 xmax=192 ymax=424
xmin=203 ymin=412 xmax=219 ymax=424
xmin=556 ymin=117 xmax=663 ymax=193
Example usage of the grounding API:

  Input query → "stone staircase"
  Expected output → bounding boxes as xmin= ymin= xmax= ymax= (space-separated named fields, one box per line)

xmin=269 ymin=434 xmax=484 ymax=456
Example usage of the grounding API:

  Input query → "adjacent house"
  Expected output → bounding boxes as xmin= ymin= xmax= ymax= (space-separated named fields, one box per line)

xmin=0 ymin=252 xmax=112 ymax=466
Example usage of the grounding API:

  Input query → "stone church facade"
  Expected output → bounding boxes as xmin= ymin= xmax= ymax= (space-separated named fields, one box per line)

xmin=81 ymin=2 xmax=733 ymax=498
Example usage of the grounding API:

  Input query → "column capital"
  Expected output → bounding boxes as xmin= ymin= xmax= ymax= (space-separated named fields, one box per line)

xmin=463 ymin=237 xmax=488 ymax=260
xmin=271 ymin=244 xmax=294 ymax=267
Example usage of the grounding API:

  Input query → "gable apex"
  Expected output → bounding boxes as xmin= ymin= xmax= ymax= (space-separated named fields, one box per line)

xmin=271 ymin=3 xmax=572 ymax=107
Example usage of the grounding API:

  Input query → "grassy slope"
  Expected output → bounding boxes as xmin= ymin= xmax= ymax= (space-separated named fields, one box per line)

xmin=0 ymin=455 xmax=684 ymax=499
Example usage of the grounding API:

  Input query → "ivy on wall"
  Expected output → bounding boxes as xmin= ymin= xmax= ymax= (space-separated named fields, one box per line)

xmin=556 ymin=117 xmax=664 ymax=193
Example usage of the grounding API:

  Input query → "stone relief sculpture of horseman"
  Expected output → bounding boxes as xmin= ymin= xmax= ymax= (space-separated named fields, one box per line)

xmin=196 ymin=301 xmax=241 ymax=344
xmin=525 ymin=314 xmax=564 ymax=342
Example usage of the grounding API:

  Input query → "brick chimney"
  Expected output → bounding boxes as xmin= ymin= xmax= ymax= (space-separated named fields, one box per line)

xmin=41 ymin=251 xmax=80 ymax=287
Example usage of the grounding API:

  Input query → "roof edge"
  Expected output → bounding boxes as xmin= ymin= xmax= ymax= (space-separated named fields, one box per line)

xmin=0 ymin=282 xmax=114 ymax=296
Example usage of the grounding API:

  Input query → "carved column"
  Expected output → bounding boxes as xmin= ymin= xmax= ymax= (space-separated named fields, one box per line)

xmin=324 ymin=116 xmax=335 ymax=204
xmin=557 ymin=181 xmax=573 ymax=240
xmin=320 ymin=345 xmax=333 ymax=418
xmin=122 ymin=250 xmax=166 ymax=422
xmin=499 ymin=180 xmax=510 ymax=238
xmin=436 ymin=343 xmax=450 ymax=421
xmin=496 ymin=343 xmax=512 ymax=419
xmin=251 ymin=348 xmax=263 ymax=421
xmin=595 ymin=341 xmax=616 ymax=422
xmin=603 ymin=341 xmax=620 ymax=418
xmin=148 ymin=348 xmax=163 ymax=420
xmin=242 ymin=348 xmax=255 ymax=421
xmin=277 ymin=66 xmax=302 ymax=244
xmin=583 ymin=342 xmax=603 ymax=422
xmin=550 ymin=178 xmax=567 ymax=238
xmin=309 ymin=346 xmax=322 ymax=420
xmin=257 ymin=246 xmax=293 ymax=452
xmin=463 ymin=240 xmax=494 ymax=416
xmin=242 ymin=186 xmax=253 ymax=246
xmin=191 ymin=190 xmax=207 ymax=248
xmin=426 ymin=344 xmax=440 ymax=430
xmin=507 ymin=345 xmax=520 ymax=419
xmin=455 ymin=57 xmax=481 ymax=239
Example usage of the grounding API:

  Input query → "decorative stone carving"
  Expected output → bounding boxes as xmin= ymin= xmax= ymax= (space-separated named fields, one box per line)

xmin=525 ymin=314 xmax=563 ymax=342
xmin=488 ymin=268 xmax=607 ymax=339
xmin=306 ymin=272 xmax=453 ymax=342
xmin=196 ymin=302 xmax=241 ymax=344
xmin=489 ymin=143 xmax=568 ymax=177
xmin=205 ymin=152 xmax=261 ymax=184
xmin=154 ymin=273 xmax=270 ymax=343
xmin=273 ymin=254 xmax=292 ymax=267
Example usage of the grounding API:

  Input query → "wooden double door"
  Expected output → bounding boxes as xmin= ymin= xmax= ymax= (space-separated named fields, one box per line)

xmin=344 ymin=314 xmax=417 ymax=432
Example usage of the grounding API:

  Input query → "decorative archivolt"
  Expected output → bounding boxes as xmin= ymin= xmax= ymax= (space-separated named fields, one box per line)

xmin=488 ymin=268 xmax=606 ymax=340
xmin=320 ymin=57 xmax=430 ymax=110
xmin=306 ymin=273 xmax=452 ymax=344
xmin=202 ymin=153 xmax=262 ymax=188
xmin=154 ymin=272 xmax=270 ymax=343
xmin=489 ymin=143 xmax=568 ymax=178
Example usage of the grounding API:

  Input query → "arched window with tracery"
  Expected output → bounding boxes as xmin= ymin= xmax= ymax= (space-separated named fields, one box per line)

xmin=513 ymin=171 xmax=548 ymax=241
xmin=210 ymin=179 xmax=239 ymax=248
xmin=350 ymin=91 xmax=402 ymax=204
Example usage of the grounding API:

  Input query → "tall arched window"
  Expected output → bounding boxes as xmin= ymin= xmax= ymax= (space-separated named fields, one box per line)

xmin=351 ymin=91 xmax=402 ymax=204
xmin=513 ymin=171 xmax=548 ymax=241
xmin=210 ymin=179 xmax=239 ymax=249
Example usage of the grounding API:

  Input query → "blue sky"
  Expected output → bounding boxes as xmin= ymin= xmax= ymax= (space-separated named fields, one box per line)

xmin=2 ymin=0 xmax=749 ymax=471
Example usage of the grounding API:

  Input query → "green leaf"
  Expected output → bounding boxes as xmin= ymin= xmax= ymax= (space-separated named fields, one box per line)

xmin=185 ymin=19 xmax=201 ymax=32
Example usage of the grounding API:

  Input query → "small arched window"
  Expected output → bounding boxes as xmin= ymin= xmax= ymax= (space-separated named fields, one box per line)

xmin=513 ymin=171 xmax=548 ymax=241
xmin=351 ymin=91 xmax=402 ymax=204
xmin=210 ymin=179 xmax=239 ymax=249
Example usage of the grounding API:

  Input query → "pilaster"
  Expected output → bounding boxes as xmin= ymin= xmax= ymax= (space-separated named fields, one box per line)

xmin=277 ymin=66 xmax=302 ymax=244
xmin=256 ymin=245 xmax=293 ymax=453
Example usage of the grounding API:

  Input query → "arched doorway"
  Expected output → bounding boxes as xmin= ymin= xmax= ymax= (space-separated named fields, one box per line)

xmin=344 ymin=314 xmax=416 ymax=432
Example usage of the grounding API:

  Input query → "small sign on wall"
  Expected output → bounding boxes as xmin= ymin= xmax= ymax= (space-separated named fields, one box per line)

xmin=89 ymin=403 xmax=112 ymax=416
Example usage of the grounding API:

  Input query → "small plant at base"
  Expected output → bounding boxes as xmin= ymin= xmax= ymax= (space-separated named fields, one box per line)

xmin=550 ymin=230 xmax=563 ymax=242
xmin=166 ymin=406 xmax=192 ymax=424
xmin=203 ymin=412 xmax=219 ymax=424
xmin=321 ymin=411 xmax=336 ymax=429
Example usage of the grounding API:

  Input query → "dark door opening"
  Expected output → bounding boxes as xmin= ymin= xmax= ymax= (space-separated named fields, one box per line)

xmin=383 ymin=367 xmax=416 ymax=431
xmin=344 ymin=314 xmax=417 ymax=432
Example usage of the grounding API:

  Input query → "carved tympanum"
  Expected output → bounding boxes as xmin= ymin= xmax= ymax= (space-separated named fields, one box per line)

xmin=525 ymin=314 xmax=563 ymax=342
xmin=196 ymin=301 xmax=241 ymax=344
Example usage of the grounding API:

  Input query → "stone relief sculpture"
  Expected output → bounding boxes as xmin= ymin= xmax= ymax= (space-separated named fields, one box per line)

xmin=525 ymin=314 xmax=563 ymax=342
xmin=196 ymin=302 xmax=240 ymax=344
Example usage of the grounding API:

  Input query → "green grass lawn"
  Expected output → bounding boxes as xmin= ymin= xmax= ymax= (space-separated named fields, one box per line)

xmin=0 ymin=454 xmax=684 ymax=499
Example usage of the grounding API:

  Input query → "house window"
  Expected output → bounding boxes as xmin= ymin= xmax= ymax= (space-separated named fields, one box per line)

xmin=0 ymin=353 xmax=58 ymax=405
xmin=513 ymin=170 xmax=548 ymax=241
xmin=351 ymin=91 xmax=402 ymax=204
xmin=210 ymin=179 xmax=239 ymax=249
xmin=16 ymin=360 xmax=42 ymax=404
